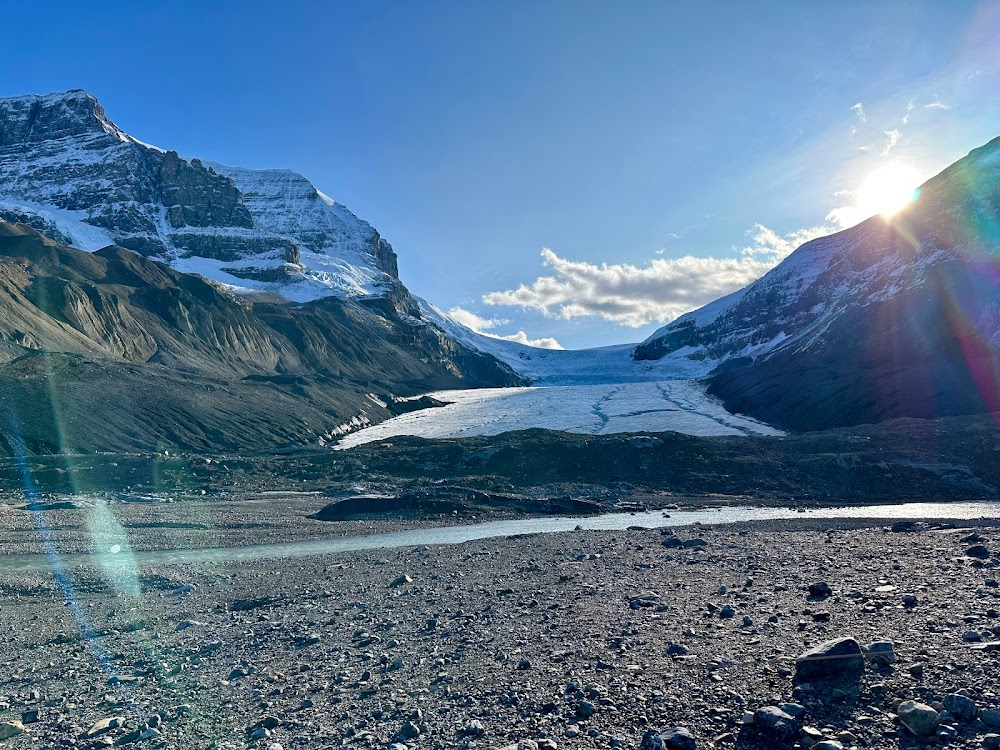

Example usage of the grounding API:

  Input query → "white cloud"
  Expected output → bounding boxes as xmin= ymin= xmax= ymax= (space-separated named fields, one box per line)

xmin=448 ymin=306 xmax=563 ymax=350
xmin=481 ymin=222 xmax=837 ymax=328
xmin=881 ymin=128 xmax=901 ymax=156
xmin=491 ymin=330 xmax=564 ymax=350
xmin=902 ymin=97 xmax=916 ymax=124
xmin=924 ymin=100 xmax=951 ymax=110
xmin=446 ymin=306 xmax=507 ymax=332
xmin=851 ymin=102 xmax=866 ymax=122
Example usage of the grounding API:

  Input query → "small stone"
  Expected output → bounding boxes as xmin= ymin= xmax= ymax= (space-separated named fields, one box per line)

xmin=175 ymin=619 xmax=203 ymax=631
xmin=897 ymin=700 xmax=940 ymax=736
xmin=250 ymin=727 xmax=271 ymax=740
xmin=389 ymin=574 xmax=413 ymax=588
xmin=719 ymin=605 xmax=736 ymax=619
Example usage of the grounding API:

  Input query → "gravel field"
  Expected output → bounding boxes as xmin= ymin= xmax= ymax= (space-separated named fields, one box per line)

xmin=1 ymin=514 xmax=999 ymax=749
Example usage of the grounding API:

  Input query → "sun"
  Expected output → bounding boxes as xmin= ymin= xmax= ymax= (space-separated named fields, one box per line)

xmin=856 ymin=164 xmax=921 ymax=218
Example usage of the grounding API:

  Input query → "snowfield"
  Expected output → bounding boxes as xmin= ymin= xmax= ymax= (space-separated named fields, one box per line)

xmin=335 ymin=380 xmax=782 ymax=449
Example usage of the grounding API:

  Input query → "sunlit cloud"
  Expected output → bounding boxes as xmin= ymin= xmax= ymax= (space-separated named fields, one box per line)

xmin=446 ymin=306 xmax=508 ymax=332
xmin=481 ymin=224 xmax=836 ymax=328
xmin=447 ymin=306 xmax=563 ymax=349
xmin=902 ymin=98 xmax=916 ymax=124
xmin=924 ymin=100 xmax=951 ymax=110
xmin=491 ymin=330 xmax=564 ymax=349
xmin=881 ymin=129 xmax=901 ymax=156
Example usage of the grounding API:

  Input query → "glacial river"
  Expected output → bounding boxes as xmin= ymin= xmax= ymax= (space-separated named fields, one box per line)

xmin=2 ymin=501 xmax=998 ymax=572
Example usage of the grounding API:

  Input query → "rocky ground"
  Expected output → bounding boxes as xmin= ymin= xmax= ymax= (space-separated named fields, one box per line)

xmin=0 ymin=512 xmax=999 ymax=749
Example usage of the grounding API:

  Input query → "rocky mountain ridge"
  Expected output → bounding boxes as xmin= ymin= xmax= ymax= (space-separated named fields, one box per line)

xmin=0 ymin=219 xmax=520 ymax=455
xmin=0 ymin=89 xmax=399 ymax=302
xmin=635 ymin=136 xmax=1000 ymax=430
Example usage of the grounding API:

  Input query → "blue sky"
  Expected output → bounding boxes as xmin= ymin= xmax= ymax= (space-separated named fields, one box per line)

xmin=2 ymin=1 xmax=1000 ymax=348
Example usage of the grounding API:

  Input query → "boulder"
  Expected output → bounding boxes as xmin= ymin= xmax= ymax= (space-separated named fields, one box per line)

xmin=639 ymin=727 xmax=697 ymax=750
xmin=897 ymin=700 xmax=940 ymax=736
xmin=754 ymin=707 xmax=799 ymax=740
xmin=795 ymin=637 xmax=864 ymax=681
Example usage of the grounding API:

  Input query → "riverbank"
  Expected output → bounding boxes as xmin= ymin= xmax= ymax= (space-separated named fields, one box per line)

xmin=0 ymin=517 xmax=998 ymax=749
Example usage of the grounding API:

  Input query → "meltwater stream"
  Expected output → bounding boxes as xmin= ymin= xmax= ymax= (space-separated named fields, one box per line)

xmin=2 ymin=502 xmax=998 ymax=573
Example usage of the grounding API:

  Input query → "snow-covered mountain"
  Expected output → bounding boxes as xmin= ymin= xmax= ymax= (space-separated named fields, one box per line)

xmin=0 ymin=89 xmax=398 ymax=301
xmin=636 ymin=135 xmax=1000 ymax=429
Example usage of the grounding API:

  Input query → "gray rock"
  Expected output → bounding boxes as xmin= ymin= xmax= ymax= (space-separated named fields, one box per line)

xmin=811 ymin=742 xmax=844 ymax=750
xmin=981 ymin=709 xmax=1000 ymax=728
xmin=808 ymin=581 xmax=833 ymax=599
xmin=966 ymin=544 xmax=990 ymax=559
xmin=460 ymin=720 xmax=485 ymax=737
xmin=754 ymin=706 xmax=799 ymax=740
xmin=794 ymin=637 xmax=864 ymax=681
xmin=897 ymin=700 xmax=940 ymax=736
xmin=942 ymin=693 xmax=976 ymax=721
xmin=638 ymin=727 xmax=697 ymax=750
xmin=0 ymin=722 xmax=25 ymax=740
xmin=397 ymin=721 xmax=421 ymax=741
xmin=864 ymin=640 xmax=897 ymax=666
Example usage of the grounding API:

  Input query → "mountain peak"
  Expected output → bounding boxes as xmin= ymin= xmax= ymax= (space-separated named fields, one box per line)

xmin=0 ymin=89 xmax=125 ymax=146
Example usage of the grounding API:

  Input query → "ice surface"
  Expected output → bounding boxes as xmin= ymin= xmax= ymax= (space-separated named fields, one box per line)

xmin=335 ymin=380 xmax=782 ymax=449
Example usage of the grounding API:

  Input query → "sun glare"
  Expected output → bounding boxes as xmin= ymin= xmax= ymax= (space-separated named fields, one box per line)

xmin=856 ymin=165 xmax=921 ymax=218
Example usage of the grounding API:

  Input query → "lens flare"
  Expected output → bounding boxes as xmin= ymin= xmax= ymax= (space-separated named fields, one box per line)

xmin=856 ymin=165 xmax=921 ymax=218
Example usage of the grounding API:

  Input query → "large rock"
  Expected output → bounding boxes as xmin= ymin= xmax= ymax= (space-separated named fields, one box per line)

xmin=639 ymin=727 xmax=697 ymax=750
xmin=0 ymin=721 xmax=25 ymax=740
xmin=897 ymin=700 xmax=940 ymax=736
xmin=795 ymin=637 xmax=864 ymax=682
xmin=754 ymin=707 xmax=799 ymax=740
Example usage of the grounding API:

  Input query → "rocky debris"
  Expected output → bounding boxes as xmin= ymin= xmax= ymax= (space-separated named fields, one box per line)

xmin=794 ymin=637 xmax=864 ymax=681
xmin=896 ymin=700 xmax=941 ymax=736
xmin=2 ymin=513 xmax=1000 ymax=750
